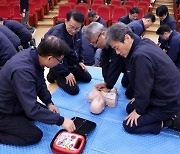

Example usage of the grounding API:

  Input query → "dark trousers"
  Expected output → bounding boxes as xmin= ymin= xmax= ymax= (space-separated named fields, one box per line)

xmin=56 ymin=65 xmax=92 ymax=95
xmin=123 ymin=103 xmax=177 ymax=134
xmin=0 ymin=113 xmax=43 ymax=145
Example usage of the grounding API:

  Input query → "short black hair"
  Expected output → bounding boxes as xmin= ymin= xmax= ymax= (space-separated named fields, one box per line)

xmin=56 ymin=20 xmax=64 ymax=25
xmin=0 ymin=17 xmax=4 ymax=21
xmin=130 ymin=7 xmax=139 ymax=14
xmin=66 ymin=10 xmax=84 ymax=23
xmin=156 ymin=25 xmax=171 ymax=35
xmin=38 ymin=36 xmax=70 ymax=57
xmin=143 ymin=13 xmax=156 ymax=22
xmin=88 ymin=10 xmax=97 ymax=18
xmin=156 ymin=5 xmax=168 ymax=17
xmin=106 ymin=22 xmax=134 ymax=43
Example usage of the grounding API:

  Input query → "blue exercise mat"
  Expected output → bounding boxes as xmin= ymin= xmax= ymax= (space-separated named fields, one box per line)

xmin=1 ymin=66 xmax=180 ymax=154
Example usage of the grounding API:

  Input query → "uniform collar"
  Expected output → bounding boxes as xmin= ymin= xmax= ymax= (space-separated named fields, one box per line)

xmin=126 ymin=34 xmax=141 ymax=59
xmin=30 ymin=49 xmax=42 ymax=70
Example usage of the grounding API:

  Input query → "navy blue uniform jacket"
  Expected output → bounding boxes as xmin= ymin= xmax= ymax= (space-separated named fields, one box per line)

xmin=0 ymin=31 xmax=17 ymax=68
xmin=4 ymin=20 xmax=32 ymax=45
xmin=128 ymin=19 xmax=145 ymax=36
xmin=126 ymin=35 xmax=180 ymax=114
xmin=82 ymin=35 xmax=95 ymax=66
xmin=45 ymin=23 xmax=84 ymax=77
xmin=167 ymin=30 xmax=180 ymax=69
xmin=159 ymin=14 xmax=177 ymax=50
xmin=0 ymin=25 xmax=21 ymax=49
xmin=20 ymin=0 xmax=29 ymax=12
xmin=160 ymin=14 xmax=177 ymax=30
xmin=118 ymin=15 xmax=131 ymax=24
xmin=101 ymin=46 xmax=125 ymax=89
xmin=0 ymin=49 xmax=64 ymax=125
xmin=97 ymin=17 xmax=107 ymax=27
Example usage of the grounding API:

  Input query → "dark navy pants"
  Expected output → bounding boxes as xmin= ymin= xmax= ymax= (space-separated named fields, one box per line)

xmin=0 ymin=113 xmax=43 ymax=145
xmin=123 ymin=102 xmax=177 ymax=134
xmin=56 ymin=65 xmax=92 ymax=95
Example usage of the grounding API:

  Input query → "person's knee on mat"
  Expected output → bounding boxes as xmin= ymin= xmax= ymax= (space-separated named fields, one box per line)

xmin=123 ymin=120 xmax=136 ymax=134
xmin=66 ymin=86 xmax=80 ymax=95
xmin=85 ymin=75 xmax=92 ymax=83
xmin=24 ymin=128 xmax=43 ymax=145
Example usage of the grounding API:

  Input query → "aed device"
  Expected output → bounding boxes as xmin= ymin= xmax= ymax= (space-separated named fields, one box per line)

xmin=50 ymin=117 xmax=96 ymax=154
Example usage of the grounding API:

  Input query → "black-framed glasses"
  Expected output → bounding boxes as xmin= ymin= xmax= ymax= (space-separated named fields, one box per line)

xmin=91 ymin=32 xmax=102 ymax=46
xmin=53 ymin=56 xmax=63 ymax=64
xmin=68 ymin=24 xmax=81 ymax=32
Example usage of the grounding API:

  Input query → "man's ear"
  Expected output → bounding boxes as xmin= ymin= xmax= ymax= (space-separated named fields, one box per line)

xmin=124 ymin=34 xmax=131 ymax=42
xmin=101 ymin=31 xmax=106 ymax=37
xmin=64 ymin=19 xmax=67 ymax=24
xmin=47 ymin=55 xmax=53 ymax=61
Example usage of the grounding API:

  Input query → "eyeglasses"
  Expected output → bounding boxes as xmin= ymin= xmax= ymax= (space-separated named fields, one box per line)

xmin=68 ymin=24 xmax=81 ymax=32
xmin=53 ymin=56 xmax=63 ymax=64
xmin=91 ymin=32 xmax=102 ymax=46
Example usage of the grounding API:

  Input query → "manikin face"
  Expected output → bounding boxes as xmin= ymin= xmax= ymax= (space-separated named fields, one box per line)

xmin=65 ymin=17 xmax=82 ymax=36
xmin=109 ymin=34 xmax=133 ymax=58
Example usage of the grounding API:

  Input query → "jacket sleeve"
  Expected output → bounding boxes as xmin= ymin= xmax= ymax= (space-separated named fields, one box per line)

xmin=101 ymin=50 xmax=124 ymax=89
xmin=11 ymin=69 xmax=64 ymax=126
xmin=78 ymin=38 xmax=84 ymax=62
xmin=131 ymin=55 xmax=154 ymax=114
xmin=170 ymin=21 xmax=178 ymax=31
xmin=168 ymin=39 xmax=180 ymax=63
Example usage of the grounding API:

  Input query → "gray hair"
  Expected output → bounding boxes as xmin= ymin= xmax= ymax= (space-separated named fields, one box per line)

xmin=83 ymin=22 xmax=106 ymax=39
xmin=106 ymin=22 xmax=134 ymax=44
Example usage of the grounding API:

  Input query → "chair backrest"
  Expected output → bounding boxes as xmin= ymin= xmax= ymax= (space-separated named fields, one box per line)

xmin=92 ymin=0 xmax=104 ymax=5
xmin=12 ymin=4 xmax=21 ymax=22
xmin=108 ymin=4 xmax=116 ymax=18
xmin=123 ymin=4 xmax=131 ymax=13
xmin=29 ymin=3 xmax=37 ymax=14
xmin=68 ymin=0 xmax=77 ymax=4
xmin=137 ymin=1 xmax=149 ymax=11
xmin=110 ymin=0 xmax=121 ymax=6
xmin=0 ymin=0 xmax=5 ymax=3
xmin=97 ymin=5 xmax=110 ymax=21
xmin=138 ymin=7 xmax=145 ymax=19
xmin=91 ymin=4 xmax=102 ymax=12
xmin=42 ymin=0 xmax=48 ymax=5
xmin=58 ymin=4 xmax=72 ymax=20
xmin=13 ymin=4 xmax=21 ymax=17
xmin=124 ymin=1 xmax=136 ymax=7
xmin=0 ymin=5 xmax=11 ymax=19
xmin=127 ymin=0 xmax=139 ymax=2
xmin=31 ymin=0 xmax=43 ymax=8
xmin=140 ymin=0 xmax=150 ymax=4
xmin=65 ymin=2 xmax=76 ymax=9
xmin=74 ymin=4 xmax=89 ymax=17
xmin=112 ymin=6 xmax=127 ymax=23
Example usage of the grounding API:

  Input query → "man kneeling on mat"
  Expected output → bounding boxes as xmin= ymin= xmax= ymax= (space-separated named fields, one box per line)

xmin=0 ymin=36 xmax=76 ymax=145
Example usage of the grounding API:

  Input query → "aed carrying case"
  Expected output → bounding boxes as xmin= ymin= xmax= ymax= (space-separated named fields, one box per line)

xmin=50 ymin=117 xmax=96 ymax=154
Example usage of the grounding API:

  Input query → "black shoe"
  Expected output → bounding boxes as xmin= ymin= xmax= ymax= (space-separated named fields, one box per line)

xmin=169 ymin=114 xmax=180 ymax=132
xmin=47 ymin=69 xmax=56 ymax=83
